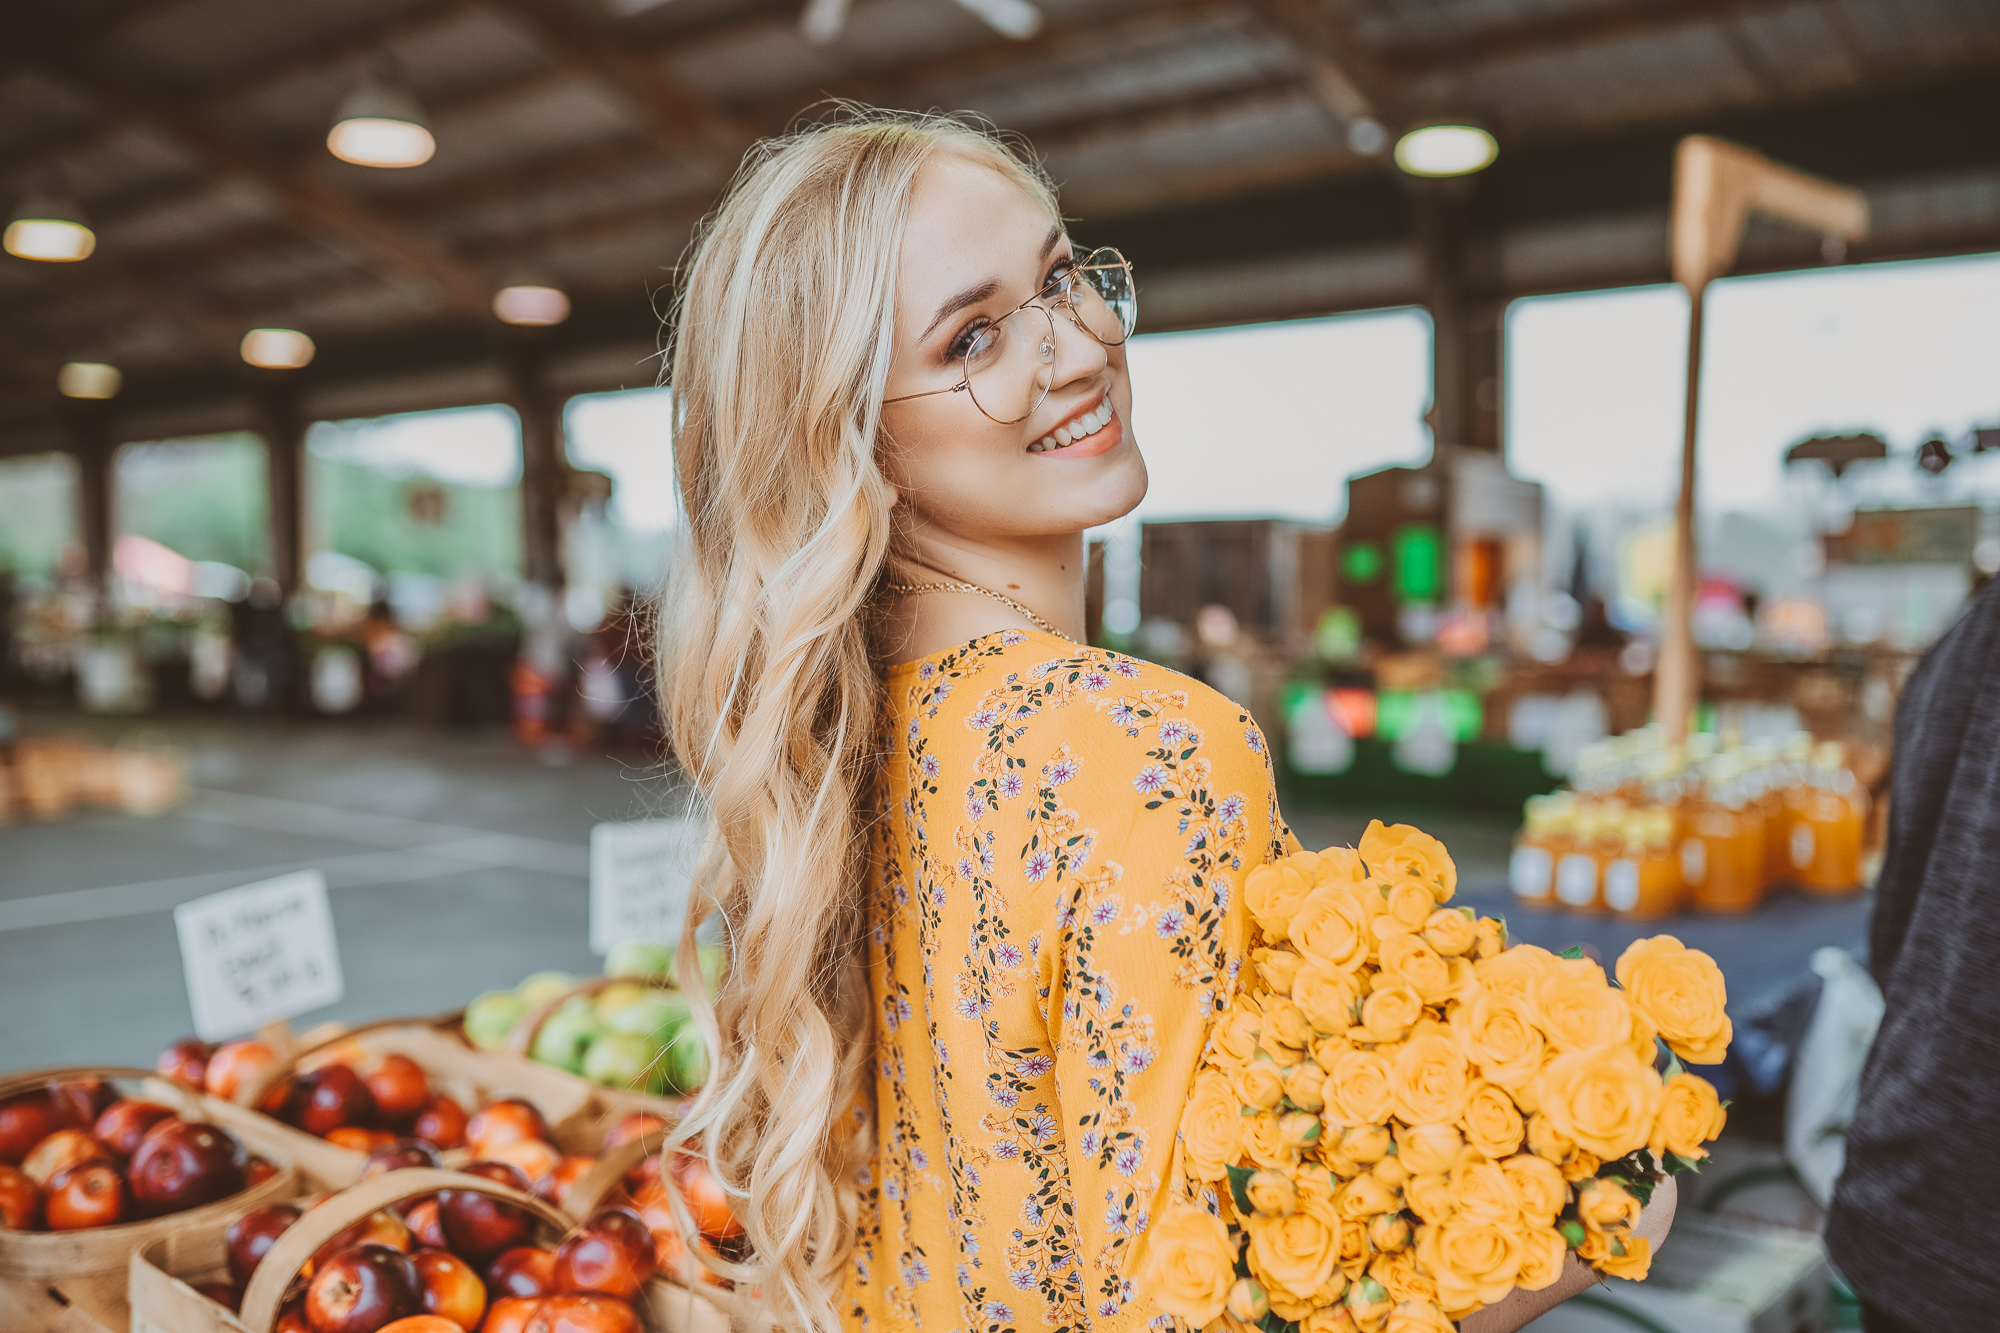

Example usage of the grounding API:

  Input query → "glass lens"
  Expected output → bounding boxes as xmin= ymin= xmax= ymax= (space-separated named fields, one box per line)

xmin=1068 ymin=248 xmax=1135 ymax=344
xmin=964 ymin=303 xmax=1056 ymax=424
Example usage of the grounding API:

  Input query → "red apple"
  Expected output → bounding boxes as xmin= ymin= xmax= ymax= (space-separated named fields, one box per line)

xmin=128 ymin=1120 xmax=246 ymax=1217
xmin=157 ymin=1037 xmax=212 ymax=1089
xmin=533 ymin=1156 xmax=597 ymax=1211
xmin=411 ymin=1247 xmax=487 ymax=1330
xmin=294 ymin=1064 xmax=378 ymax=1137
xmin=411 ymin=1096 xmax=468 ymax=1151
xmin=204 ymin=1039 xmax=278 ymax=1102
xmin=406 ymin=1198 xmax=448 ymax=1249
xmin=192 ymin=1280 xmax=242 ymax=1313
xmin=94 ymin=1100 xmax=177 ymax=1158
xmin=487 ymin=1138 xmax=563 ymax=1187
xmin=602 ymin=1113 xmax=671 ymax=1153
xmin=327 ymin=1127 xmax=397 ymax=1153
xmin=227 ymin=1201 xmax=302 ymax=1284
xmin=480 ymin=1297 xmax=541 ymax=1333
xmin=0 ymin=1162 xmax=41 ymax=1229
xmin=487 ymin=1246 xmax=557 ymax=1299
xmin=671 ymin=1152 xmax=742 ymax=1240
xmin=47 ymin=1080 xmax=116 ymax=1129
xmin=437 ymin=1161 xmax=534 ymax=1261
xmin=22 ymin=1128 xmax=111 ymax=1186
xmin=314 ymin=1208 xmax=413 ymax=1272
xmin=553 ymin=1208 xmax=655 ymax=1298
xmin=464 ymin=1100 xmax=548 ymax=1158
xmin=44 ymin=1161 xmax=127 ymax=1230
xmin=276 ymin=1296 xmax=313 ymax=1333
xmin=303 ymin=1242 xmax=423 ymax=1333
xmin=365 ymin=1055 xmax=432 ymax=1124
xmin=377 ymin=1319 xmax=463 ymax=1333
xmin=363 ymin=1138 xmax=443 ymax=1180
xmin=524 ymin=1293 xmax=642 ymax=1333
xmin=0 ymin=1094 xmax=58 ymax=1165
xmin=247 ymin=1155 xmax=281 ymax=1188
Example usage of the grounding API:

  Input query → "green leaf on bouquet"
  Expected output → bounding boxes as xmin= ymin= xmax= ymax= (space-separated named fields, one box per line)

xmin=1259 ymin=1316 xmax=1300 ymax=1333
xmin=1558 ymin=945 xmax=1586 ymax=960
xmin=1560 ymin=1220 xmax=1587 ymax=1248
xmin=1226 ymin=1164 xmax=1257 ymax=1216
xmin=1664 ymin=1151 xmax=1703 ymax=1176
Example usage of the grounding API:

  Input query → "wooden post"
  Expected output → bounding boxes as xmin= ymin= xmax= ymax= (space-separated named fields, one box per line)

xmin=1414 ymin=176 xmax=1503 ymax=454
xmin=502 ymin=327 xmax=567 ymax=590
xmin=252 ymin=372 xmax=307 ymax=596
xmin=61 ymin=398 xmax=116 ymax=594
xmin=1654 ymin=288 xmax=1705 ymax=743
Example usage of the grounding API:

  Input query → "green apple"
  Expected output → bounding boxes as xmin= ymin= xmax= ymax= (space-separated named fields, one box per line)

xmin=530 ymin=997 xmax=604 ymax=1074
xmin=517 ymin=970 xmax=577 ymax=1010
xmin=583 ymin=1031 xmax=660 ymax=1090
xmin=605 ymin=939 xmax=676 ymax=981
xmin=463 ymin=989 xmax=529 ymax=1051
xmin=658 ymin=1028 xmax=709 ymax=1095
xmin=605 ymin=992 xmax=689 ymax=1041
xmin=592 ymin=982 xmax=656 ymax=1024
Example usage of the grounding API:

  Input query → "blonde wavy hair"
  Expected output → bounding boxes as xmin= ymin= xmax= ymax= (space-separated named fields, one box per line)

xmin=658 ymin=109 xmax=1060 ymax=1330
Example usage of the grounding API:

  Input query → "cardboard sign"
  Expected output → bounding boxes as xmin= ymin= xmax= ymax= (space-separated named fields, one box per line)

xmin=174 ymin=870 xmax=345 ymax=1042
xmin=589 ymin=817 xmax=700 ymax=954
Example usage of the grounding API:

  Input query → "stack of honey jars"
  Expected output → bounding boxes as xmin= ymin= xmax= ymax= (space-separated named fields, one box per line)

xmin=1511 ymin=727 xmax=1866 ymax=918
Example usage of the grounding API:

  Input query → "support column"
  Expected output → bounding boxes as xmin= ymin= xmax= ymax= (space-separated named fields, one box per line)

xmin=1413 ymin=176 xmax=1504 ymax=454
xmin=252 ymin=372 xmax=307 ymax=596
xmin=502 ymin=327 xmax=567 ymax=590
xmin=61 ymin=398 xmax=116 ymax=593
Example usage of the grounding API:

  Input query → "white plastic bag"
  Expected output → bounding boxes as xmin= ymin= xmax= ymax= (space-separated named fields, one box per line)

xmin=1787 ymin=946 xmax=1885 ymax=1207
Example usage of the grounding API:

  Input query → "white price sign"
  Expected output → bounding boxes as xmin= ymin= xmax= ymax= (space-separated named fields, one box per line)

xmin=590 ymin=817 xmax=700 ymax=954
xmin=173 ymin=870 xmax=345 ymax=1042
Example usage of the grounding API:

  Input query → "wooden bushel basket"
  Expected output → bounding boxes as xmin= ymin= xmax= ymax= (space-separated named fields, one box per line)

xmin=0 ymin=1065 xmax=305 ymax=1333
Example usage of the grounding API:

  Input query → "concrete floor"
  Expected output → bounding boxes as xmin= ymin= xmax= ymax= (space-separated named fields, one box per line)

xmin=0 ymin=707 xmax=1866 ymax=1073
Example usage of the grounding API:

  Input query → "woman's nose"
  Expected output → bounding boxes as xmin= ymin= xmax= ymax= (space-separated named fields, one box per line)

xmin=1046 ymin=301 xmax=1109 ymax=389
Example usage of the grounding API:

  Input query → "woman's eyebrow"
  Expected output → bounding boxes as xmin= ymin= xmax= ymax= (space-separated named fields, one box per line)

xmin=919 ymin=227 xmax=1068 ymax=342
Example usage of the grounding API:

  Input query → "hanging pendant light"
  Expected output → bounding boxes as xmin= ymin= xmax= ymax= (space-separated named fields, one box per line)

xmin=1394 ymin=123 xmax=1499 ymax=178
xmin=493 ymin=260 xmax=570 ymax=326
xmin=241 ymin=328 xmax=316 ymax=369
xmin=327 ymin=73 xmax=436 ymax=169
xmin=58 ymin=362 xmax=122 ymax=399
xmin=5 ymin=186 xmax=96 ymax=262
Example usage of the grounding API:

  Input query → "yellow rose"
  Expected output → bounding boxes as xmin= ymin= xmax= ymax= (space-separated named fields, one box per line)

xmin=1385 ymin=1299 xmax=1455 ymax=1333
xmin=1391 ymin=1031 xmax=1474 ymax=1127
xmin=1575 ymin=1178 xmax=1641 ymax=1236
xmin=1499 ymin=1153 xmax=1567 ymax=1227
xmin=1459 ymin=1081 xmax=1526 ymax=1160
xmin=1651 ymin=1071 xmax=1728 ymax=1161
xmin=1372 ymin=1153 xmax=1409 ymax=1191
xmin=1324 ymin=1049 xmax=1397 ymax=1127
xmin=1524 ymin=1113 xmax=1573 ymax=1167
xmin=1247 ymin=1209 xmax=1341 ymax=1302
xmin=1233 ymin=1059 xmax=1288 ymax=1111
xmin=1423 ymin=908 xmax=1477 ymax=958
xmin=1369 ymin=1211 xmax=1414 ymax=1254
xmin=1362 ymin=982 xmax=1425 ymax=1044
xmin=1247 ymin=1168 xmax=1299 ymax=1217
xmin=1314 ymin=1032 xmax=1355 ymax=1071
xmin=1473 ymin=943 xmax=1557 ymax=1007
xmin=1313 ymin=845 xmax=1366 ymax=885
xmin=1336 ymin=1172 xmax=1401 ymax=1219
xmin=1371 ymin=1252 xmax=1433 ymax=1306
xmin=1179 ymin=1069 xmax=1244 ymax=1181
xmin=1403 ymin=1173 xmax=1457 ymax=1224
xmin=1448 ymin=1157 xmax=1518 ymax=1223
xmin=1216 ymin=1002 xmax=1263 ymax=1063
xmin=1359 ymin=820 xmax=1458 ymax=902
xmin=1537 ymin=1046 xmax=1664 ymax=1160
xmin=1269 ymin=1269 xmax=1351 ymax=1323
xmin=1295 ymin=960 xmax=1362 ymax=1033
xmin=1395 ymin=1122 xmax=1463 ymax=1176
xmin=1227 ymin=1276 xmax=1271 ymax=1323
xmin=1417 ymin=1215 xmax=1524 ymax=1311
xmin=1292 ymin=884 xmax=1373 ymax=973
xmin=1255 ymin=946 xmax=1305 ymax=995
xmin=1451 ymin=988 xmax=1545 ymax=1089
xmin=1244 ymin=1110 xmax=1301 ymax=1170
xmin=1617 ymin=936 xmax=1733 ymax=1065
xmin=1535 ymin=957 xmax=1634 ymax=1053
xmin=1515 ymin=1224 xmax=1568 ymax=1291
xmin=1137 ymin=1200 xmax=1235 ymax=1325
xmin=1343 ymin=1274 xmax=1395 ymax=1330
xmin=1337 ymin=1217 xmax=1372 ymax=1280
xmin=1473 ymin=916 xmax=1507 ymax=960
xmin=1248 ymin=861 xmax=1315 ymax=938
xmin=1341 ymin=1122 xmax=1392 ymax=1164
xmin=1297 ymin=1168 xmax=1343 ymax=1226
xmin=1561 ymin=1149 xmax=1602 ymax=1183
xmin=1266 ymin=998 xmax=1315 ymax=1056
xmin=1285 ymin=1060 xmax=1328 ymax=1113
xmin=1579 ymin=1230 xmax=1653 ymax=1280
xmin=1304 ymin=1304 xmax=1361 ymax=1333
xmin=1281 ymin=1110 xmax=1324 ymax=1150
xmin=1379 ymin=934 xmax=1455 ymax=1004
xmin=1375 ymin=881 xmax=1436 ymax=934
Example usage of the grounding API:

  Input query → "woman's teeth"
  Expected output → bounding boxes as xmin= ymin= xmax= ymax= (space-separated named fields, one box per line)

xmin=1028 ymin=401 xmax=1115 ymax=454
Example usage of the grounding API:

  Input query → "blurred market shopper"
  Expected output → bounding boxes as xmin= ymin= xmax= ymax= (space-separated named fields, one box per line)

xmin=649 ymin=106 xmax=1660 ymax=1333
xmin=1828 ymin=575 xmax=2000 ymax=1333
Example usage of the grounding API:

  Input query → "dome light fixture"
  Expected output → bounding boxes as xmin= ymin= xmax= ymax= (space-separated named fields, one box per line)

xmin=326 ymin=74 xmax=436 ymax=169
xmin=58 ymin=362 xmax=122 ymax=399
xmin=493 ymin=283 xmax=571 ymax=327
xmin=241 ymin=328 xmax=316 ymax=369
xmin=5 ymin=187 xmax=96 ymax=262
xmin=1394 ymin=123 xmax=1499 ymax=178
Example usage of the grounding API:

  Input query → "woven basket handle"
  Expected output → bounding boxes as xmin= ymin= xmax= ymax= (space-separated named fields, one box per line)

xmin=0 ymin=1064 xmax=188 ymax=1106
xmin=234 ymin=1010 xmax=461 ymax=1110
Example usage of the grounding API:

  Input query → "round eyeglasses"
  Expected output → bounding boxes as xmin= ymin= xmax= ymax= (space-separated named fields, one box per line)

xmin=884 ymin=246 xmax=1135 ymax=425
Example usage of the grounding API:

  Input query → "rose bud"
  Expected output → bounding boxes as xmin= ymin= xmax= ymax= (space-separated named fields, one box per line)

xmin=1244 ymin=1170 xmax=1297 ymax=1219
xmin=1252 ymin=949 xmax=1302 ymax=996
xmin=1345 ymin=1274 xmax=1393 ymax=1327
xmin=1281 ymin=1061 xmax=1325 ymax=1113
xmin=1340 ymin=1124 xmax=1391 ymax=1165
xmin=1278 ymin=1111 xmax=1321 ymax=1150
xmin=1226 ymin=1278 xmax=1269 ymax=1323
xmin=1367 ymin=1212 xmax=1412 ymax=1254
xmin=1370 ymin=1153 xmax=1409 ymax=1190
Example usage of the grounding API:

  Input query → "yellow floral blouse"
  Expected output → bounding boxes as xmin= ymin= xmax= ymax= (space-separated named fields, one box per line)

xmin=845 ymin=629 xmax=1295 ymax=1333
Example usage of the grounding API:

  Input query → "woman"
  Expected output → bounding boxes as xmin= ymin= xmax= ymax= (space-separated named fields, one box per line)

xmin=658 ymin=109 xmax=1668 ymax=1333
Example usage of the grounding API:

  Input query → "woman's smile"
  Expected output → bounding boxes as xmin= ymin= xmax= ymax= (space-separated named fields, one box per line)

xmin=1027 ymin=385 xmax=1123 ymax=458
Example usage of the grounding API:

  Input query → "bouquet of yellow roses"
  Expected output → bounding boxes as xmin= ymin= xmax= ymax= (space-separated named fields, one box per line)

xmin=1140 ymin=821 xmax=1732 ymax=1333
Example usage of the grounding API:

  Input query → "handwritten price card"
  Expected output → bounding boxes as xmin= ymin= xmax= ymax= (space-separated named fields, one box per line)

xmin=174 ymin=870 xmax=345 ymax=1041
xmin=589 ymin=817 xmax=700 ymax=954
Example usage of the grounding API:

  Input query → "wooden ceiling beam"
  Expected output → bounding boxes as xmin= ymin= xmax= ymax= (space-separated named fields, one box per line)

xmin=1243 ymin=0 xmax=1396 ymax=128
xmin=1375 ymin=0 xmax=1817 ymax=78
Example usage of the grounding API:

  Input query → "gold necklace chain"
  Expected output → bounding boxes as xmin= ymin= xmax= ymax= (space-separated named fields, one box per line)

xmin=885 ymin=578 xmax=1072 ymax=641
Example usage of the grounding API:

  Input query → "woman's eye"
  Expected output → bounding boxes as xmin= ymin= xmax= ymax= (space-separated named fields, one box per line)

xmin=947 ymin=320 xmax=990 ymax=362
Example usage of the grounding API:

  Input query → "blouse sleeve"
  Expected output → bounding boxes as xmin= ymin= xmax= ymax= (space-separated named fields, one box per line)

xmin=1037 ymin=696 xmax=1285 ymax=1328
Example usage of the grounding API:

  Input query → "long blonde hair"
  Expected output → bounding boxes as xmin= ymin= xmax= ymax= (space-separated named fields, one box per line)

xmin=658 ymin=109 xmax=1059 ymax=1330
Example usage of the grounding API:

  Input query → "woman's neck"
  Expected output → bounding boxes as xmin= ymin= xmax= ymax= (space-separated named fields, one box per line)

xmin=883 ymin=530 xmax=1087 ymax=661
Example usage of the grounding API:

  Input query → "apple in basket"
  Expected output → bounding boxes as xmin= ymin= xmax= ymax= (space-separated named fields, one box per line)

xmin=203 ymin=1038 xmax=280 ymax=1102
xmin=489 ymin=1245 xmax=558 ymax=1299
xmin=21 ymin=1128 xmax=110 ymax=1186
xmin=304 ymin=1242 xmax=425 ymax=1333
xmin=0 ymin=1093 xmax=59 ymax=1164
xmin=94 ymin=1100 xmax=177 ymax=1158
xmin=0 ymin=1162 xmax=42 ymax=1228
xmin=553 ymin=1207 xmax=656 ymax=1299
xmin=465 ymin=1099 xmax=549 ymax=1158
xmin=294 ymin=1065 xmax=379 ymax=1137
xmin=227 ymin=1201 xmax=302 ymax=1284
xmin=156 ymin=1037 xmax=212 ymax=1090
xmin=411 ymin=1247 xmax=487 ymax=1329
xmin=437 ymin=1160 xmax=535 ymax=1260
xmin=364 ymin=1055 xmax=433 ymax=1125
xmin=412 ymin=1096 xmax=469 ymax=1151
xmin=44 ymin=1162 xmax=128 ymax=1230
xmin=128 ymin=1120 xmax=246 ymax=1216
